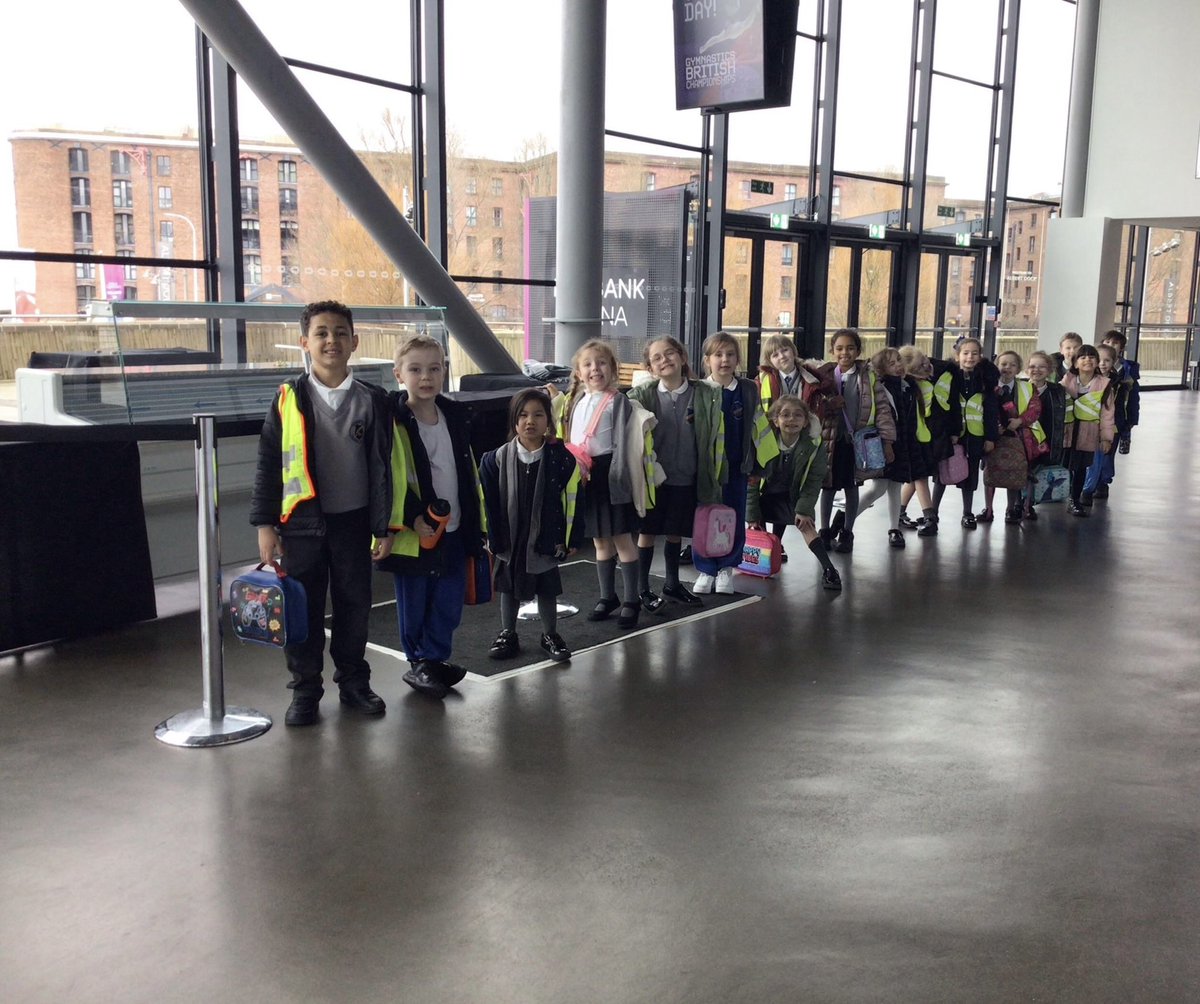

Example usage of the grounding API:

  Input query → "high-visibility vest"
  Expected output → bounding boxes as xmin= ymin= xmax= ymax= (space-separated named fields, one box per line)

xmin=913 ymin=379 xmax=933 ymax=443
xmin=1073 ymin=388 xmax=1105 ymax=422
xmin=278 ymin=383 xmax=316 ymax=523
xmin=1014 ymin=380 xmax=1047 ymax=445
xmin=933 ymin=370 xmax=955 ymax=412
xmin=962 ymin=387 xmax=984 ymax=436
xmin=387 ymin=423 xmax=423 ymax=557
xmin=388 ymin=420 xmax=487 ymax=556
xmin=753 ymin=406 xmax=781 ymax=468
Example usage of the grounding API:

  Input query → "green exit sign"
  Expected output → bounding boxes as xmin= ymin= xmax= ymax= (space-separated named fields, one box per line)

xmin=955 ymin=233 xmax=972 ymax=247
xmin=770 ymin=213 xmax=789 ymax=230
xmin=868 ymin=223 xmax=886 ymax=239
xmin=937 ymin=205 xmax=956 ymax=218
xmin=750 ymin=179 xmax=775 ymax=195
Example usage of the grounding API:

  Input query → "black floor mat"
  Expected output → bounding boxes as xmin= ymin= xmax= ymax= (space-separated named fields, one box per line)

xmin=346 ymin=558 xmax=759 ymax=678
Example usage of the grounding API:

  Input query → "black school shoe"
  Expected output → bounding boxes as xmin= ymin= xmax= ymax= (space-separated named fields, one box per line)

xmin=917 ymin=516 xmax=939 ymax=537
xmin=617 ymin=603 xmax=640 ymax=629
xmin=640 ymin=589 xmax=665 ymax=614
xmin=285 ymin=693 xmax=320 ymax=726
xmin=834 ymin=529 xmax=854 ymax=553
xmin=821 ymin=566 xmax=842 ymax=591
xmin=540 ymin=632 xmax=571 ymax=662
xmin=489 ymin=628 xmax=520 ymax=660
xmin=402 ymin=661 xmax=449 ymax=699
xmin=1067 ymin=501 xmax=1089 ymax=517
xmin=588 ymin=595 xmax=621 ymax=621
xmin=338 ymin=686 xmax=386 ymax=715
xmin=661 ymin=583 xmax=702 ymax=606
xmin=887 ymin=529 xmax=905 ymax=549
xmin=898 ymin=513 xmax=920 ymax=530
xmin=961 ymin=514 xmax=978 ymax=529
xmin=1004 ymin=505 xmax=1023 ymax=525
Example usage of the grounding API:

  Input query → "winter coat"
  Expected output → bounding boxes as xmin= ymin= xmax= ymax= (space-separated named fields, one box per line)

xmin=1031 ymin=381 xmax=1070 ymax=467
xmin=815 ymin=360 xmax=896 ymax=487
xmin=1061 ymin=373 xmax=1116 ymax=453
xmin=374 ymin=392 xmax=486 ymax=576
xmin=756 ymin=363 xmax=837 ymax=423
xmin=880 ymin=373 xmax=936 ymax=483
xmin=249 ymin=373 xmax=392 ymax=539
xmin=746 ymin=414 xmax=828 ymax=522
xmin=627 ymin=378 xmax=725 ymax=505
xmin=948 ymin=358 xmax=1001 ymax=460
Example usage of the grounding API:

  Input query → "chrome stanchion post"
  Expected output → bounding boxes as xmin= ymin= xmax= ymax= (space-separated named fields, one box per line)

xmin=155 ymin=414 xmax=272 ymax=747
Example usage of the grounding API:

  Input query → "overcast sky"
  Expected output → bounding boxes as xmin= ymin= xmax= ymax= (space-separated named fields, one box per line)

xmin=0 ymin=0 xmax=1075 ymax=304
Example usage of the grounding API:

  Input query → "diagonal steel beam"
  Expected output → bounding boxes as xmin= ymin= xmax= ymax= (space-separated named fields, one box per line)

xmin=177 ymin=0 xmax=519 ymax=373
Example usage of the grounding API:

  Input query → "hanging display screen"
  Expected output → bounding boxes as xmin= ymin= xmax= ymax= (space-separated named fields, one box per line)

xmin=673 ymin=0 xmax=799 ymax=113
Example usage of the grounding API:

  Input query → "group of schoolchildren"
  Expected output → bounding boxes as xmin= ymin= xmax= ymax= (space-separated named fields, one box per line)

xmin=252 ymin=300 xmax=1139 ymax=727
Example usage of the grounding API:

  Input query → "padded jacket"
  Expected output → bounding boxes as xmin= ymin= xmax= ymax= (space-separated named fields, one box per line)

xmin=249 ymin=373 xmax=391 ymax=539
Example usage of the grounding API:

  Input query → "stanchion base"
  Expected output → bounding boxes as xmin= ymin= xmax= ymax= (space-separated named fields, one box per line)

xmin=154 ymin=706 xmax=273 ymax=748
xmin=517 ymin=600 xmax=579 ymax=621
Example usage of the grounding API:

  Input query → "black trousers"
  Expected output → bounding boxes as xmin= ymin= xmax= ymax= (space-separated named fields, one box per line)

xmin=1067 ymin=449 xmax=1092 ymax=504
xmin=281 ymin=508 xmax=374 ymax=697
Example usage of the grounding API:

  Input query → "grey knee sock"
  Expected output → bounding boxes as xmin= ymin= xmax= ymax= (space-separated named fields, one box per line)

xmin=538 ymin=592 xmax=557 ymax=634
xmin=500 ymin=592 xmax=518 ymax=633
xmin=664 ymin=540 xmax=682 ymax=588
xmin=620 ymin=560 xmax=639 ymax=604
xmin=597 ymin=556 xmax=617 ymax=601
xmin=637 ymin=545 xmax=655 ymax=593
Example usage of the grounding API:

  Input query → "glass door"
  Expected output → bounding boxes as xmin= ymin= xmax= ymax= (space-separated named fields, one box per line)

xmin=916 ymin=247 xmax=984 ymax=361
xmin=721 ymin=231 xmax=807 ymax=374
xmin=825 ymin=241 xmax=897 ymax=362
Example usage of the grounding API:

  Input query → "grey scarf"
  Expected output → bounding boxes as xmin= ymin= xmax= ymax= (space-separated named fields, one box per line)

xmin=496 ymin=440 xmax=556 ymax=576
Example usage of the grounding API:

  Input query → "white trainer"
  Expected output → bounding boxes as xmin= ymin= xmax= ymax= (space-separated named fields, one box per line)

xmin=692 ymin=573 xmax=715 ymax=594
xmin=715 ymin=568 xmax=735 ymax=594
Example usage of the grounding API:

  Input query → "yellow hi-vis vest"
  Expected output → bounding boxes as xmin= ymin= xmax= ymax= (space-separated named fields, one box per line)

xmin=1014 ymin=380 xmax=1047 ymax=446
xmin=962 ymin=388 xmax=984 ymax=437
xmin=914 ymin=378 xmax=933 ymax=443
xmin=1073 ymin=388 xmax=1105 ymax=423
xmin=387 ymin=421 xmax=487 ymax=558
xmin=933 ymin=370 xmax=955 ymax=412
xmin=278 ymin=383 xmax=316 ymax=523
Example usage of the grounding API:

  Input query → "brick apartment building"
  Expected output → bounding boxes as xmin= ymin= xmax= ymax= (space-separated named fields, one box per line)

xmin=11 ymin=128 xmax=975 ymax=337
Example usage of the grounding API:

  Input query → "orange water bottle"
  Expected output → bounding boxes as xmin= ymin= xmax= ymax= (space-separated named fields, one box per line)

xmin=419 ymin=499 xmax=452 ymax=549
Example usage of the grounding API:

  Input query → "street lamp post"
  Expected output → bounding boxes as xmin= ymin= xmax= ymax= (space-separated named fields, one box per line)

xmin=160 ymin=211 xmax=200 ymax=301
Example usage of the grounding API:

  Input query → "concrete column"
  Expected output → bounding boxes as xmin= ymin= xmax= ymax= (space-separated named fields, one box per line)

xmin=554 ymin=1 xmax=606 ymax=366
xmin=177 ymin=0 xmax=519 ymax=374
xmin=1061 ymin=0 xmax=1100 ymax=218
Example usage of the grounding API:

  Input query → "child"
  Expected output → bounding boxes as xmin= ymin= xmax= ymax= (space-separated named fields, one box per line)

xmin=860 ymin=347 xmax=933 ymax=548
xmin=1093 ymin=330 xmax=1141 ymax=495
xmin=755 ymin=334 xmax=836 ymax=555
xmin=815 ymin=328 xmax=895 ymax=553
xmin=627 ymin=336 xmax=721 ymax=608
xmin=1022 ymin=351 xmax=1069 ymax=520
xmin=250 ymin=300 xmax=394 ymax=726
xmin=1051 ymin=332 xmax=1083 ymax=382
xmin=981 ymin=350 xmax=1041 ymax=524
xmin=480 ymin=389 xmax=580 ymax=663
xmin=553 ymin=338 xmax=661 ymax=628
xmin=932 ymin=337 xmax=999 ymax=528
xmin=1060 ymin=344 xmax=1115 ymax=517
xmin=375 ymin=333 xmax=487 ymax=699
xmin=756 ymin=333 xmax=836 ymax=421
xmin=694 ymin=331 xmax=779 ymax=593
xmin=1081 ymin=344 xmax=1126 ymax=505
xmin=896 ymin=345 xmax=956 ymax=537
xmin=747 ymin=395 xmax=841 ymax=590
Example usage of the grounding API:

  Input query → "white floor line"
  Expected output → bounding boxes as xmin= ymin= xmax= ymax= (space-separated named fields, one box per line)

xmin=469 ymin=594 xmax=762 ymax=683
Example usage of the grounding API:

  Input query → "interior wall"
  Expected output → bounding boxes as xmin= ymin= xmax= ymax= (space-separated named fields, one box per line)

xmin=1085 ymin=0 xmax=1200 ymax=220
xmin=1039 ymin=216 xmax=1122 ymax=349
xmin=1040 ymin=0 xmax=1200 ymax=350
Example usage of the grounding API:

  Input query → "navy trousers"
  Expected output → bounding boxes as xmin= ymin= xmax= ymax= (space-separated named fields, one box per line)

xmin=392 ymin=530 xmax=467 ymax=663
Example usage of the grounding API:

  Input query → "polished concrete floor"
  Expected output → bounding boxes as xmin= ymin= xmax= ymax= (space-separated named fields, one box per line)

xmin=3 ymin=393 xmax=1199 ymax=1003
